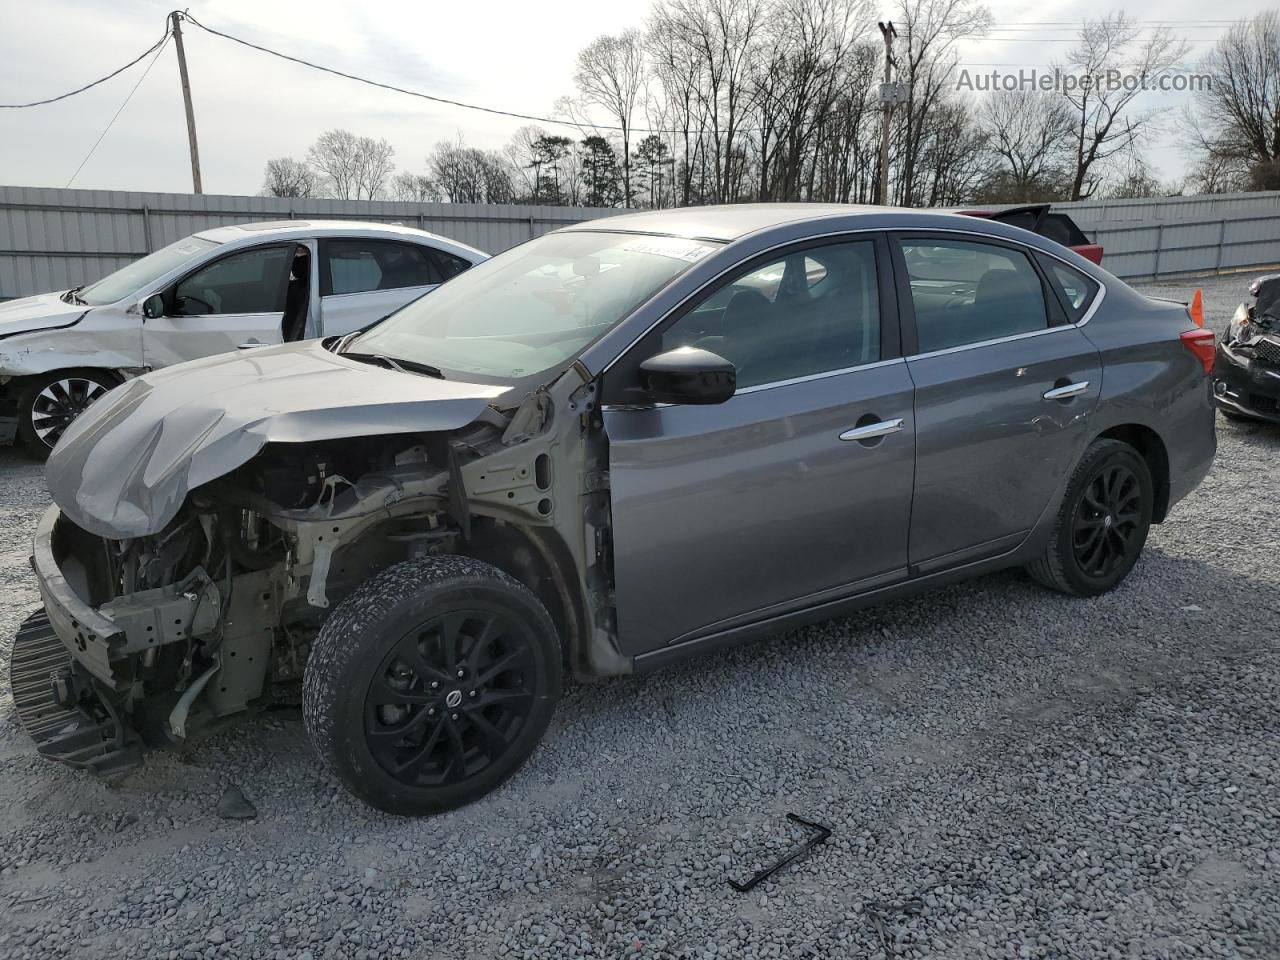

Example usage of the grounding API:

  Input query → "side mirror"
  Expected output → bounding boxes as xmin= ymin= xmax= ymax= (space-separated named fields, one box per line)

xmin=141 ymin=293 xmax=165 ymax=320
xmin=639 ymin=346 xmax=736 ymax=405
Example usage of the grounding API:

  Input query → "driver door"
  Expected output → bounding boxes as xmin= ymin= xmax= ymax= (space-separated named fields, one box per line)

xmin=143 ymin=243 xmax=295 ymax=369
xmin=601 ymin=236 xmax=916 ymax=656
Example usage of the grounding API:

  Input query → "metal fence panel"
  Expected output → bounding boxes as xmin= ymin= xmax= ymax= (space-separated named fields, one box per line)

xmin=4 ymin=184 xmax=1280 ymax=298
xmin=0 ymin=185 xmax=624 ymax=300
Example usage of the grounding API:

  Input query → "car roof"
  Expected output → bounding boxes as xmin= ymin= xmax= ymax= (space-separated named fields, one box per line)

xmin=193 ymin=220 xmax=487 ymax=259
xmin=558 ymin=203 xmax=1004 ymax=243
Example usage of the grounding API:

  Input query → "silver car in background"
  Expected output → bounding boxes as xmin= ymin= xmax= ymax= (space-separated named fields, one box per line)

xmin=0 ymin=220 xmax=485 ymax=454
xmin=13 ymin=204 xmax=1215 ymax=815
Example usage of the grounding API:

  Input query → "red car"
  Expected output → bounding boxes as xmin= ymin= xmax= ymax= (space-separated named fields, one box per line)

xmin=959 ymin=204 xmax=1103 ymax=265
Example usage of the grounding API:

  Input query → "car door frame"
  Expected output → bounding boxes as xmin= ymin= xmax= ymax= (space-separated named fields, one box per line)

xmin=886 ymin=227 xmax=1105 ymax=572
xmin=143 ymin=240 xmax=299 ymax=368
xmin=600 ymin=230 xmax=914 ymax=659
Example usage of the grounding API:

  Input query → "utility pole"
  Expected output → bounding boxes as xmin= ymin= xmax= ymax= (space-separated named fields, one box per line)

xmin=170 ymin=10 xmax=203 ymax=194
xmin=876 ymin=21 xmax=897 ymax=206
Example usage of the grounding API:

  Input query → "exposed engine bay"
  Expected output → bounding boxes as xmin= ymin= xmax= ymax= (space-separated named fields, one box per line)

xmin=15 ymin=364 xmax=621 ymax=776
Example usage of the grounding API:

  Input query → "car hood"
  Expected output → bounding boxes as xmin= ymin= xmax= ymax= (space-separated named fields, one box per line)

xmin=0 ymin=292 xmax=86 ymax=337
xmin=46 ymin=341 xmax=509 ymax=540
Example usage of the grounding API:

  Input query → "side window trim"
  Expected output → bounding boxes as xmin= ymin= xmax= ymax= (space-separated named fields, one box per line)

xmin=166 ymin=242 xmax=296 ymax=317
xmin=601 ymin=231 xmax=901 ymax=404
xmin=889 ymin=230 xmax=1066 ymax=359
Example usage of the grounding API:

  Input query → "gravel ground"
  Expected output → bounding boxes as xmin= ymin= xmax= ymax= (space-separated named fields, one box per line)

xmin=1 ymin=270 xmax=1278 ymax=960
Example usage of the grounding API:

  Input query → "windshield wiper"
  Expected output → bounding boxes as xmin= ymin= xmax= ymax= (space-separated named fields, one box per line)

xmin=60 ymin=285 xmax=86 ymax=305
xmin=343 ymin=352 xmax=445 ymax=379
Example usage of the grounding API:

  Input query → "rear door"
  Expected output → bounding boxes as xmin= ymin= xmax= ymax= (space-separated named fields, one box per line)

xmin=602 ymin=235 xmax=916 ymax=655
xmin=143 ymin=243 xmax=294 ymax=368
xmin=317 ymin=239 xmax=469 ymax=336
xmin=892 ymin=233 xmax=1102 ymax=570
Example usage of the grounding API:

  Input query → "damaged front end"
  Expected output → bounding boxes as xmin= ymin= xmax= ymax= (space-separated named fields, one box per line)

xmin=17 ymin=348 xmax=624 ymax=777
xmin=1214 ymin=273 xmax=1280 ymax=422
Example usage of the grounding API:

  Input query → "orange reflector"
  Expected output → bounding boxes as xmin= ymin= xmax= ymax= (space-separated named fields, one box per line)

xmin=1189 ymin=288 xmax=1204 ymax=327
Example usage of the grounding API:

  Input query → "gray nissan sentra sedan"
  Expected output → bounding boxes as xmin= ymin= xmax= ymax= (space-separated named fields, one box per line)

xmin=13 ymin=204 xmax=1216 ymax=814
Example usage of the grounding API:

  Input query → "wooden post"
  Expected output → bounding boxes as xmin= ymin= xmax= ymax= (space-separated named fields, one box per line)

xmin=171 ymin=11 xmax=203 ymax=194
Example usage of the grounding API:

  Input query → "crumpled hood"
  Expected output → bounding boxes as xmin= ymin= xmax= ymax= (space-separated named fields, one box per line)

xmin=47 ymin=341 xmax=508 ymax=539
xmin=0 ymin=292 xmax=85 ymax=337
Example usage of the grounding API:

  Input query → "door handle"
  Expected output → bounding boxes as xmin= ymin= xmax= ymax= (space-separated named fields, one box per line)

xmin=237 ymin=340 xmax=266 ymax=350
xmin=839 ymin=418 xmax=905 ymax=442
xmin=1043 ymin=380 xmax=1090 ymax=401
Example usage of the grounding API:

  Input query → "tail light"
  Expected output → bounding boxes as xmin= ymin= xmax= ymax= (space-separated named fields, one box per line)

xmin=1188 ymin=288 xmax=1204 ymax=327
xmin=1180 ymin=328 xmax=1215 ymax=374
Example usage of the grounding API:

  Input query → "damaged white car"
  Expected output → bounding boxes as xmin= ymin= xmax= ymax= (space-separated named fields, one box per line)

xmin=0 ymin=221 xmax=485 ymax=455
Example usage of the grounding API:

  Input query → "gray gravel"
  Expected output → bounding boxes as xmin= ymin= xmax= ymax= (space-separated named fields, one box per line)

xmin=1 ymin=270 xmax=1278 ymax=959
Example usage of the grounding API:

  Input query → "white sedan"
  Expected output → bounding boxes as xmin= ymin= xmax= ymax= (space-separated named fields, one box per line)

xmin=0 ymin=220 xmax=486 ymax=455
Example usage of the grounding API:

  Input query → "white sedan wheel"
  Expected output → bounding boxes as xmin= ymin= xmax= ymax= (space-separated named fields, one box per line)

xmin=29 ymin=377 xmax=111 ymax=448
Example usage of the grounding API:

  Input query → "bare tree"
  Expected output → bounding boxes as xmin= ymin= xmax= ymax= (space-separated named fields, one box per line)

xmin=978 ymin=90 xmax=1074 ymax=201
xmin=427 ymin=138 xmax=515 ymax=204
xmin=1188 ymin=12 xmax=1280 ymax=191
xmin=390 ymin=171 xmax=440 ymax=202
xmin=893 ymin=0 xmax=992 ymax=206
xmin=575 ymin=30 xmax=646 ymax=207
xmin=261 ymin=157 xmax=317 ymax=198
xmin=306 ymin=129 xmax=364 ymax=200
xmin=305 ymin=130 xmax=395 ymax=200
xmin=354 ymin=136 xmax=396 ymax=201
xmin=1060 ymin=13 xmax=1188 ymax=200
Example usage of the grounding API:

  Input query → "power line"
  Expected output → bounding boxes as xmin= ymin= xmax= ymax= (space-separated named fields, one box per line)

xmin=65 ymin=33 xmax=172 ymax=188
xmin=179 ymin=12 xmax=627 ymax=134
xmin=0 ymin=30 xmax=170 ymax=108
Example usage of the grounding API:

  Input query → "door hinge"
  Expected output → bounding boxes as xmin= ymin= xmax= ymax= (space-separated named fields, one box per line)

xmin=585 ymin=470 xmax=610 ymax=493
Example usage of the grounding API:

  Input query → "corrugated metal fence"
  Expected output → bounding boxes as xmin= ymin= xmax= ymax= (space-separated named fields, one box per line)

xmin=0 ymin=185 xmax=622 ymax=300
xmin=3 ymin=184 xmax=1279 ymax=299
xmin=1059 ymin=190 xmax=1280 ymax=280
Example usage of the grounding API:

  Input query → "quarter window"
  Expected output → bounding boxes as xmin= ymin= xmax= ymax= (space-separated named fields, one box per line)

xmin=660 ymin=240 xmax=881 ymax=388
xmin=899 ymin=239 xmax=1048 ymax=353
xmin=1045 ymin=260 xmax=1099 ymax=319
xmin=173 ymin=244 xmax=291 ymax=316
xmin=321 ymin=240 xmax=443 ymax=296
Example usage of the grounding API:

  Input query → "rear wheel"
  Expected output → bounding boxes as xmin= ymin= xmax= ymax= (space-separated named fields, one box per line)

xmin=17 ymin=369 xmax=117 ymax=458
xmin=1027 ymin=439 xmax=1153 ymax=597
xmin=303 ymin=556 xmax=561 ymax=815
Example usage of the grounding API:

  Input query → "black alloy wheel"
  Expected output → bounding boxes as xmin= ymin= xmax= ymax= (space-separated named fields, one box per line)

xmin=1070 ymin=462 xmax=1143 ymax=580
xmin=364 ymin=609 xmax=538 ymax=787
xmin=1026 ymin=438 xmax=1153 ymax=597
xmin=304 ymin=556 xmax=561 ymax=815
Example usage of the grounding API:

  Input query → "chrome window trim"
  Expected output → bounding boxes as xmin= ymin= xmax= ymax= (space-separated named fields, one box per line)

xmin=598 ymin=223 xmax=1109 ymax=377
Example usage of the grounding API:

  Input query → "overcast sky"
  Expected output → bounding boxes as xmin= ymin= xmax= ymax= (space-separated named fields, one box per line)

xmin=0 ymin=0 xmax=1260 ymax=197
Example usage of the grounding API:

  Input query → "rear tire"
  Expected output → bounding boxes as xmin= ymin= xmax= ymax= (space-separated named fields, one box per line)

xmin=1027 ymin=439 xmax=1153 ymax=597
xmin=16 ymin=369 xmax=117 ymax=459
xmin=303 ymin=556 xmax=562 ymax=815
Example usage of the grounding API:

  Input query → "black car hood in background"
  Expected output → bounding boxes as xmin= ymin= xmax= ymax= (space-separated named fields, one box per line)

xmin=46 ymin=342 xmax=507 ymax=540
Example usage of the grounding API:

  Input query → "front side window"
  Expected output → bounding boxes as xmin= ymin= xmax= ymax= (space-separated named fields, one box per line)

xmin=172 ymin=244 xmax=292 ymax=316
xmin=79 ymin=236 xmax=220 ymax=305
xmin=322 ymin=240 xmax=440 ymax=296
xmin=660 ymin=240 xmax=881 ymax=388
xmin=346 ymin=231 xmax=718 ymax=382
xmin=900 ymin=239 xmax=1048 ymax=353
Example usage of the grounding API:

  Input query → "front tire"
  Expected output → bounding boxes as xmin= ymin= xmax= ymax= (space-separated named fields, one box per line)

xmin=1027 ymin=439 xmax=1154 ymax=597
xmin=16 ymin=369 xmax=117 ymax=458
xmin=303 ymin=556 xmax=562 ymax=815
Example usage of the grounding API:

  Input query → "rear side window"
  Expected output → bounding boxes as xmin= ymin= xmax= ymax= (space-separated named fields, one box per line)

xmin=899 ymin=239 xmax=1048 ymax=353
xmin=1042 ymin=258 xmax=1100 ymax=320
xmin=321 ymin=240 xmax=441 ymax=296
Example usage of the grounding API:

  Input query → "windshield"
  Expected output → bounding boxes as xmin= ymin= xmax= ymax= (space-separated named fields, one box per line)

xmin=346 ymin=231 xmax=719 ymax=381
xmin=79 ymin=235 xmax=220 ymax=305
